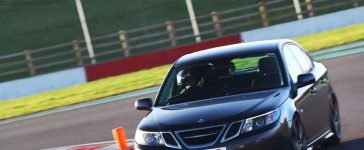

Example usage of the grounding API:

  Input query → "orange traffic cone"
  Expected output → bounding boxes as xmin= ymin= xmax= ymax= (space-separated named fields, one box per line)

xmin=112 ymin=127 xmax=128 ymax=150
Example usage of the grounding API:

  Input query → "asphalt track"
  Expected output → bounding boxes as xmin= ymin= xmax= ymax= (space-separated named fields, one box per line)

xmin=1 ymin=44 xmax=364 ymax=150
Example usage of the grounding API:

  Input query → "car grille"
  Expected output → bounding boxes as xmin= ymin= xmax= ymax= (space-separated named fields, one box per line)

xmin=161 ymin=132 xmax=181 ymax=149
xmin=222 ymin=121 xmax=243 ymax=142
xmin=176 ymin=125 xmax=224 ymax=148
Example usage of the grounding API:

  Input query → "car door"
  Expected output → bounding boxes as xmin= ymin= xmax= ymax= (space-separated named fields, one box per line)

xmin=289 ymin=44 xmax=332 ymax=139
xmin=282 ymin=44 xmax=328 ymax=142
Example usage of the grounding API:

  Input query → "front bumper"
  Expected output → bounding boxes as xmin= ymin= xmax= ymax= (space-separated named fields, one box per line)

xmin=134 ymin=121 xmax=292 ymax=150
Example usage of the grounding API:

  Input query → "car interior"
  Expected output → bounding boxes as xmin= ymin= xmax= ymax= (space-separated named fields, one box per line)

xmin=168 ymin=54 xmax=284 ymax=104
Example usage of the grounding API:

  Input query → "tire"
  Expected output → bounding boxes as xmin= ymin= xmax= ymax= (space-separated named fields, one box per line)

xmin=291 ymin=117 xmax=307 ymax=150
xmin=327 ymin=95 xmax=341 ymax=144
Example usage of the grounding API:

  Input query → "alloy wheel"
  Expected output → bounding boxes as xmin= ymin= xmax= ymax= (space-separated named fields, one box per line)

xmin=291 ymin=118 xmax=307 ymax=150
xmin=331 ymin=100 xmax=341 ymax=139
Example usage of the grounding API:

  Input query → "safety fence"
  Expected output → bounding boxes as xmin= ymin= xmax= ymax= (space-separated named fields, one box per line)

xmin=0 ymin=0 xmax=363 ymax=82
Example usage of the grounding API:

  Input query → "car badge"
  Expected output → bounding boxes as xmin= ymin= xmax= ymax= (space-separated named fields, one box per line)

xmin=197 ymin=119 xmax=205 ymax=123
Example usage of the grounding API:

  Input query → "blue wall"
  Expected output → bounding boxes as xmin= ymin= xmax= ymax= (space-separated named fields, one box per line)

xmin=0 ymin=68 xmax=86 ymax=101
xmin=241 ymin=6 xmax=364 ymax=42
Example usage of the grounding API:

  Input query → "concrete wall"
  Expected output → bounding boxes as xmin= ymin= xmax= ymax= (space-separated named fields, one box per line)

xmin=241 ymin=6 xmax=364 ymax=42
xmin=0 ymin=68 xmax=86 ymax=101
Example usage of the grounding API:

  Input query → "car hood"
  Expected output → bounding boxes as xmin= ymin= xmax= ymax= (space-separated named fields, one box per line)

xmin=138 ymin=88 xmax=289 ymax=131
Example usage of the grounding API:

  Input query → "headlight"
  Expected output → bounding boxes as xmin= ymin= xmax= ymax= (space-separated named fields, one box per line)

xmin=135 ymin=130 xmax=164 ymax=146
xmin=242 ymin=108 xmax=280 ymax=133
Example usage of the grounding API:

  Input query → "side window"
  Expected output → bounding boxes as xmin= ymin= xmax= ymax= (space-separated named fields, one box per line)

xmin=283 ymin=45 xmax=303 ymax=83
xmin=288 ymin=45 xmax=313 ymax=73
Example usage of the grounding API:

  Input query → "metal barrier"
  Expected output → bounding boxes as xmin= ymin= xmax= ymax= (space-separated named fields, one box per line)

xmin=0 ymin=0 xmax=362 ymax=82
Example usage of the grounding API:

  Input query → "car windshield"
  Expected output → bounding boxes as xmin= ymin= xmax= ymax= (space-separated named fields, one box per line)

xmin=156 ymin=52 xmax=285 ymax=106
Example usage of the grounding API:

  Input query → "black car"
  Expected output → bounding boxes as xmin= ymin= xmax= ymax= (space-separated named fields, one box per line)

xmin=134 ymin=39 xmax=341 ymax=150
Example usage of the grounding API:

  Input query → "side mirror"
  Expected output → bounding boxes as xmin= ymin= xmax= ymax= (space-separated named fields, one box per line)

xmin=296 ymin=73 xmax=315 ymax=88
xmin=135 ymin=98 xmax=153 ymax=111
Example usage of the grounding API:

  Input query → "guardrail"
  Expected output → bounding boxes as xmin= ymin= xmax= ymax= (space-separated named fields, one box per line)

xmin=0 ymin=0 xmax=363 ymax=82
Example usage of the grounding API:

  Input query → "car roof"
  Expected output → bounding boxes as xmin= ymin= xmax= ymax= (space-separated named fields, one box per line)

xmin=174 ymin=39 xmax=293 ymax=67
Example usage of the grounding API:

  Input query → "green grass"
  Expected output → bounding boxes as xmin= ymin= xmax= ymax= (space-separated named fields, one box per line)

xmin=0 ymin=65 xmax=170 ymax=120
xmin=1 ymin=0 xmax=358 ymax=83
xmin=0 ymin=0 xmax=355 ymax=55
xmin=1 ymin=23 xmax=364 ymax=120
xmin=294 ymin=23 xmax=364 ymax=51
xmin=0 ymin=0 xmax=263 ymax=82
xmin=0 ymin=0 xmax=259 ymax=55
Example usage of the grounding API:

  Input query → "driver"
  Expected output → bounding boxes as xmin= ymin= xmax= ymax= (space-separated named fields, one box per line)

xmin=169 ymin=65 xmax=221 ymax=104
xmin=176 ymin=67 xmax=205 ymax=93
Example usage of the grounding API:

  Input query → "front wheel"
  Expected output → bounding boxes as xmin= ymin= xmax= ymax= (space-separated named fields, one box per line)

xmin=291 ymin=117 xmax=307 ymax=150
xmin=328 ymin=97 xmax=341 ymax=144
